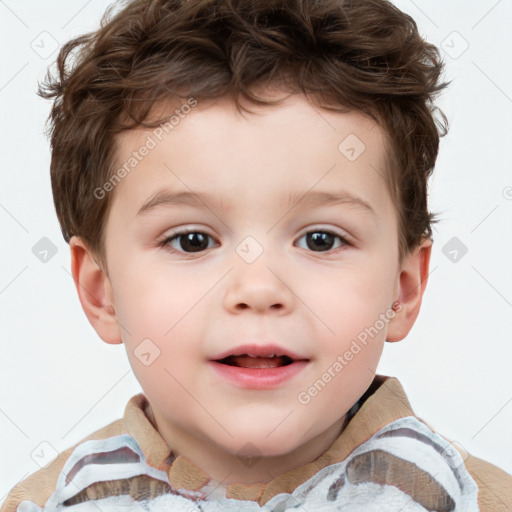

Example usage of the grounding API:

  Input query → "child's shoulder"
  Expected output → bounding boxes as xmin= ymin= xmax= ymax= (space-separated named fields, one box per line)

xmin=0 ymin=416 xmax=128 ymax=512
xmin=0 ymin=394 xmax=170 ymax=512
xmin=339 ymin=376 xmax=512 ymax=511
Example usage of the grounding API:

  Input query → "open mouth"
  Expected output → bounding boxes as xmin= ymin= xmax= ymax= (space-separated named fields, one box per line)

xmin=209 ymin=349 xmax=309 ymax=388
xmin=215 ymin=354 xmax=295 ymax=369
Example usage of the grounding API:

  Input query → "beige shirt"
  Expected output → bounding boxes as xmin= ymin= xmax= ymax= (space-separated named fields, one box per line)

xmin=2 ymin=375 xmax=511 ymax=511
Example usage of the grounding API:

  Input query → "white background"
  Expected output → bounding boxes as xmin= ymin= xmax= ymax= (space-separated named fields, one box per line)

xmin=1 ymin=0 xmax=511 ymax=505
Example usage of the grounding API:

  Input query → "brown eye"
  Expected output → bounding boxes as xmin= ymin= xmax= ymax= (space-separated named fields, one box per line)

xmin=296 ymin=230 xmax=349 ymax=253
xmin=162 ymin=231 xmax=215 ymax=254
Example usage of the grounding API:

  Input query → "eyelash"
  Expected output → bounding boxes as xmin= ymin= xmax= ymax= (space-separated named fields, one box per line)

xmin=158 ymin=228 xmax=352 ymax=257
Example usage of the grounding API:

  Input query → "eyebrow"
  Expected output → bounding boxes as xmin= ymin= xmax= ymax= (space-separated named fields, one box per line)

xmin=136 ymin=188 xmax=375 ymax=217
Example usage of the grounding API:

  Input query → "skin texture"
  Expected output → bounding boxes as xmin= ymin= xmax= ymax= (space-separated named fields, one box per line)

xmin=70 ymin=91 xmax=432 ymax=485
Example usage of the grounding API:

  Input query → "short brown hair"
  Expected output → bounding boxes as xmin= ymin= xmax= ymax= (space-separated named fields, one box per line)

xmin=38 ymin=0 xmax=448 ymax=271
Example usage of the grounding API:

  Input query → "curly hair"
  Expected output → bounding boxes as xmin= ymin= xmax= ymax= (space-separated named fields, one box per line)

xmin=37 ymin=0 xmax=448 ymax=271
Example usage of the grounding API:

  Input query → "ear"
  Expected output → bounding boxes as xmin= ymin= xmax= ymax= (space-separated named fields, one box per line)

xmin=386 ymin=238 xmax=432 ymax=342
xmin=69 ymin=236 xmax=122 ymax=345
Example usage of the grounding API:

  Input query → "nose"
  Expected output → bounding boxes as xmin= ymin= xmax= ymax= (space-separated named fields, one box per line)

xmin=223 ymin=257 xmax=295 ymax=315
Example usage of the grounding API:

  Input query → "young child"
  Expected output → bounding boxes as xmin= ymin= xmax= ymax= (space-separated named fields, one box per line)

xmin=3 ymin=0 xmax=511 ymax=511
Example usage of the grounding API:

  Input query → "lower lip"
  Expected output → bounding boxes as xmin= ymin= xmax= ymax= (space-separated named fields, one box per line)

xmin=208 ymin=360 xmax=309 ymax=389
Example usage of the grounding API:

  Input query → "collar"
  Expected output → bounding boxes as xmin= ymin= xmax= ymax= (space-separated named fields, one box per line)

xmin=122 ymin=374 xmax=415 ymax=505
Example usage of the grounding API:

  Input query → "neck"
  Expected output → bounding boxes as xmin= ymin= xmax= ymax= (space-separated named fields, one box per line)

xmin=148 ymin=405 xmax=347 ymax=485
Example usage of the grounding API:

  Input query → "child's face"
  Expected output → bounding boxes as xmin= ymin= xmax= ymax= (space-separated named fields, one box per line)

xmin=79 ymin=91 xmax=429 ymax=481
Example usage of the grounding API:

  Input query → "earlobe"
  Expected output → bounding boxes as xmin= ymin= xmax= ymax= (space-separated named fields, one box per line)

xmin=385 ymin=238 xmax=432 ymax=343
xmin=69 ymin=236 xmax=122 ymax=345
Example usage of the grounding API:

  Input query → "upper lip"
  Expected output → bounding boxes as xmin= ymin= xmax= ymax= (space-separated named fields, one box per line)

xmin=210 ymin=344 xmax=309 ymax=361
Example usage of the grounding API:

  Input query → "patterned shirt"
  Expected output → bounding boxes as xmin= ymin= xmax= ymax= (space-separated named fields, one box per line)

xmin=2 ymin=375 xmax=511 ymax=511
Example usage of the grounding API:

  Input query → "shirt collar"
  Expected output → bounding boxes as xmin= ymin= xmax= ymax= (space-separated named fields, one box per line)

xmin=122 ymin=374 xmax=414 ymax=505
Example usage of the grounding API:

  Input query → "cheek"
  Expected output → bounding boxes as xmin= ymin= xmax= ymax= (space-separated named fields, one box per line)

xmin=309 ymin=264 xmax=394 ymax=335
xmin=111 ymin=262 xmax=207 ymax=350
xmin=112 ymin=264 xmax=198 ymax=339
xmin=114 ymin=269 xmax=202 ymax=401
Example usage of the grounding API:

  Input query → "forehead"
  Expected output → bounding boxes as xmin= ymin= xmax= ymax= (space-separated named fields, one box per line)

xmin=109 ymin=92 xmax=393 ymax=223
